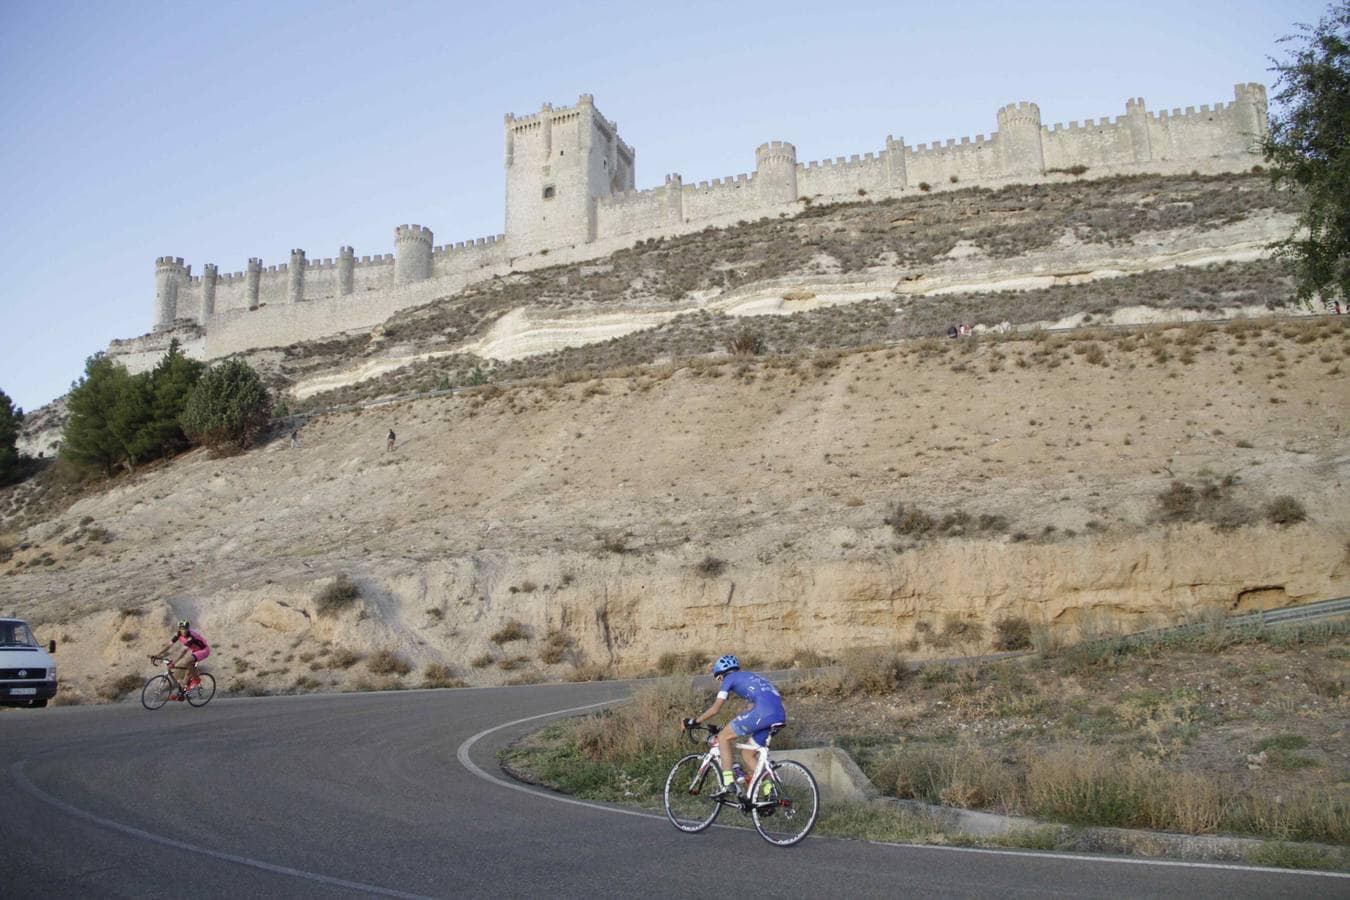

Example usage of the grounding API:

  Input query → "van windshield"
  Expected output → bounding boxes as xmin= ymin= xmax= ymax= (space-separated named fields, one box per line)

xmin=0 ymin=622 xmax=38 ymax=647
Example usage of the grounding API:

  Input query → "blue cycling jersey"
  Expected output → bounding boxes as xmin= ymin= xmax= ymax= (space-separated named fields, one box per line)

xmin=717 ymin=671 xmax=785 ymax=716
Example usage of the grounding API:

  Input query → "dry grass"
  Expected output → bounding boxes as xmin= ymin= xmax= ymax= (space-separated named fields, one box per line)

xmin=422 ymin=663 xmax=466 ymax=688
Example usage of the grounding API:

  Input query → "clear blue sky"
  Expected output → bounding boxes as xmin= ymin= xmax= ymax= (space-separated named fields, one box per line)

xmin=0 ymin=0 xmax=1329 ymax=412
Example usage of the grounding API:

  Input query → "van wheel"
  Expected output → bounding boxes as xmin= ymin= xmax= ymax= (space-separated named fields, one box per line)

xmin=29 ymin=699 xmax=48 ymax=708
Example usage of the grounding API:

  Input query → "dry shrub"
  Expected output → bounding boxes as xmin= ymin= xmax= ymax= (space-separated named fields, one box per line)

xmin=315 ymin=574 xmax=361 ymax=617
xmin=491 ymin=619 xmax=528 ymax=644
xmin=694 ymin=555 xmax=727 ymax=577
xmin=471 ymin=653 xmax=494 ymax=669
xmin=871 ymin=742 xmax=1017 ymax=809
xmin=728 ymin=329 xmax=765 ymax=356
xmin=810 ymin=647 xmax=908 ymax=696
xmin=655 ymin=650 xmax=706 ymax=676
xmin=539 ymin=629 xmax=571 ymax=665
xmin=367 ymin=648 xmax=412 ymax=676
xmin=769 ymin=647 xmax=831 ymax=670
xmin=569 ymin=679 xmax=701 ymax=762
xmin=1265 ymin=496 xmax=1307 ymax=526
xmin=98 ymin=673 xmax=145 ymax=701
xmin=992 ymin=616 xmax=1032 ymax=651
xmin=497 ymin=655 xmax=530 ymax=672
xmin=327 ymin=647 xmax=361 ymax=669
xmin=422 ymin=663 xmax=465 ymax=688
xmin=565 ymin=662 xmax=614 ymax=682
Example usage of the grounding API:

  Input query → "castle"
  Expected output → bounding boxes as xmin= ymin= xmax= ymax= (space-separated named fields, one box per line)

xmin=111 ymin=84 xmax=1269 ymax=371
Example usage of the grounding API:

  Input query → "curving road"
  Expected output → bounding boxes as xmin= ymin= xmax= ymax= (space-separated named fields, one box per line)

xmin=2 ymin=681 xmax=1345 ymax=899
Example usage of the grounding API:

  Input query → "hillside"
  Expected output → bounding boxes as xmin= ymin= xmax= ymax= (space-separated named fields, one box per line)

xmin=2 ymin=310 xmax=1347 ymax=703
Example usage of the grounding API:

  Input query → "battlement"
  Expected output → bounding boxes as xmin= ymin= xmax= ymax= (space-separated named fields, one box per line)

xmin=997 ymin=101 xmax=1042 ymax=127
xmin=430 ymin=234 xmax=504 ymax=254
xmin=801 ymin=150 xmax=886 ymax=169
xmin=687 ymin=171 xmax=754 ymax=192
xmin=395 ymin=224 xmax=434 ymax=244
xmin=155 ymin=256 xmax=185 ymax=269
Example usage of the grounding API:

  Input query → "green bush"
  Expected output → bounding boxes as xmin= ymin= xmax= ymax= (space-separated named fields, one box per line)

xmin=181 ymin=358 xmax=272 ymax=453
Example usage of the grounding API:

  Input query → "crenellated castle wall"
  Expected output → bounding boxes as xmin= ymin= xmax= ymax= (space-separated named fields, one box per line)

xmin=118 ymin=83 xmax=1269 ymax=373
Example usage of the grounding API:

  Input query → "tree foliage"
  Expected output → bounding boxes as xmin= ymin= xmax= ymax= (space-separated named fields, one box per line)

xmin=181 ymin=358 xmax=272 ymax=453
xmin=0 ymin=388 xmax=22 ymax=486
xmin=1264 ymin=3 xmax=1350 ymax=304
xmin=61 ymin=343 xmax=207 ymax=477
xmin=146 ymin=339 xmax=204 ymax=457
xmin=63 ymin=355 xmax=134 ymax=476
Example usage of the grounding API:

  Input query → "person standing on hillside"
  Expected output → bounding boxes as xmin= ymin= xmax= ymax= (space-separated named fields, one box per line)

xmin=386 ymin=428 xmax=396 ymax=452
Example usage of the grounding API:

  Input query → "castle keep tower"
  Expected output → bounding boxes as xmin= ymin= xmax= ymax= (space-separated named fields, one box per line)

xmin=394 ymin=225 xmax=434 ymax=282
xmin=996 ymin=101 xmax=1044 ymax=177
xmin=755 ymin=141 xmax=799 ymax=204
xmin=505 ymin=94 xmax=635 ymax=255
xmin=154 ymin=256 xmax=187 ymax=330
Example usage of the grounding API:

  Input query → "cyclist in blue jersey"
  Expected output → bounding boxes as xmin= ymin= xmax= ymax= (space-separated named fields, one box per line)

xmin=683 ymin=655 xmax=787 ymax=799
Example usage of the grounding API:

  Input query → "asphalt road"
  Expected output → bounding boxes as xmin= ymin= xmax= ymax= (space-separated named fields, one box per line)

xmin=1 ymin=681 xmax=1345 ymax=899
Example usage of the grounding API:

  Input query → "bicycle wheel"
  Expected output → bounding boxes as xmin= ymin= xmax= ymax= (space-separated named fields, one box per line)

xmin=664 ymin=753 xmax=722 ymax=833
xmin=185 ymin=672 xmax=216 ymax=707
xmin=141 ymin=675 xmax=173 ymax=710
xmin=751 ymin=760 xmax=819 ymax=847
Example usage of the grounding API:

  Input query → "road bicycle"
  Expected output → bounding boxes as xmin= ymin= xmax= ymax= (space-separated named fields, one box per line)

xmin=141 ymin=656 xmax=216 ymax=710
xmin=663 ymin=721 xmax=819 ymax=847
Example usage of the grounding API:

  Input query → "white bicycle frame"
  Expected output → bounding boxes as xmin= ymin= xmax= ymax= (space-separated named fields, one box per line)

xmin=698 ymin=732 xmax=778 ymax=795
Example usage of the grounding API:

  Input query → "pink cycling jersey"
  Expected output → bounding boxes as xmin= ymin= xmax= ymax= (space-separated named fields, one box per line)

xmin=175 ymin=629 xmax=211 ymax=662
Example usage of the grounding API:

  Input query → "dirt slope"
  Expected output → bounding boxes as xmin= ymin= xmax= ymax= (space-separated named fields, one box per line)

xmin=3 ymin=316 xmax=1347 ymax=703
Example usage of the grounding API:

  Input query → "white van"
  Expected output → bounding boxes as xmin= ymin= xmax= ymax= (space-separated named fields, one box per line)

xmin=0 ymin=618 xmax=58 ymax=708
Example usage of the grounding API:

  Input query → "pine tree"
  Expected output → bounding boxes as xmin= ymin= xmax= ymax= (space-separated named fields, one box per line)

xmin=181 ymin=358 xmax=273 ymax=453
xmin=0 ymin=388 xmax=22 ymax=486
xmin=63 ymin=355 xmax=133 ymax=476
xmin=147 ymin=339 xmax=204 ymax=458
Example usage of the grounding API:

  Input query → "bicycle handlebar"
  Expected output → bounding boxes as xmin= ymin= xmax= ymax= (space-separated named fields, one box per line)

xmin=682 ymin=719 xmax=719 ymax=745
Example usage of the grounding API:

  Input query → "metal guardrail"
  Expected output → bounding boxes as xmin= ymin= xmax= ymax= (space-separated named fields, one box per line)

xmin=1110 ymin=595 xmax=1350 ymax=648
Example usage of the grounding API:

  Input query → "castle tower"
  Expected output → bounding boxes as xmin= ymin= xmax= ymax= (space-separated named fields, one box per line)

xmin=1233 ymin=83 xmax=1269 ymax=150
xmin=338 ymin=246 xmax=355 ymax=295
xmin=1125 ymin=97 xmax=1152 ymax=163
xmin=885 ymin=135 xmax=909 ymax=190
xmin=996 ymin=101 xmax=1044 ymax=177
xmin=754 ymin=141 xmax=798 ymax=205
xmin=394 ymin=225 xmax=433 ymax=283
xmin=246 ymin=258 xmax=262 ymax=309
xmin=201 ymin=263 xmax=218 ymax=319
xmin=504 ymin=93 xmax=635 ymax=255
xmin=288 ymin=249 xmax=306 ymax=303
xmin=154 ymin=256 xmax=186 ymax=330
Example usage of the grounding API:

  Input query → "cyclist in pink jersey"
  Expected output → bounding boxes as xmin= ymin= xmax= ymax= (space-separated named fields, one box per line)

xmin=152 ymin=620 xmax=210 ymax=698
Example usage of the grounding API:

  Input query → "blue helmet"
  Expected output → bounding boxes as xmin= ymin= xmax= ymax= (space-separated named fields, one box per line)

xmin=711 ymin=655 xmax=740 ymax=676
